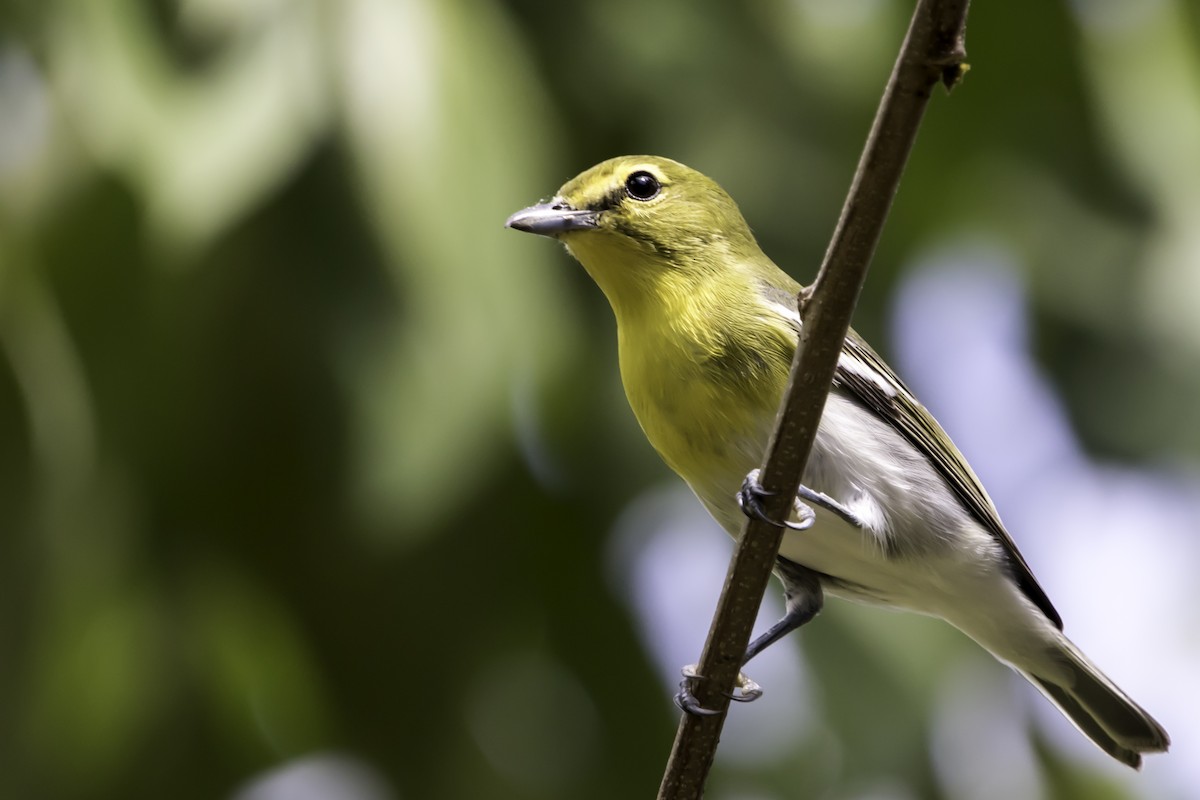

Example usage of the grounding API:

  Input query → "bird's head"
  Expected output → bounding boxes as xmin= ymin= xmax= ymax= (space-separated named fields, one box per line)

xmin=506 ymin=156 xmax=765 ymax=315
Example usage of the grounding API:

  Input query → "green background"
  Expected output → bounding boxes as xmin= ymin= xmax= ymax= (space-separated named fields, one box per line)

xmin=1 ymin=1 xmax=1197 ymax=798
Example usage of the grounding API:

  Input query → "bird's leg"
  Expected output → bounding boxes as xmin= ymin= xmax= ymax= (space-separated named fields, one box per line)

xmin=675 ymin=561 xmax=827 ymax=718
xmin=678 ymin=481 xmax=847 ymax=717
xmin=794 ymin=484 xmax=865 ymax=528
xmin=742 ymin=593 xmax=822 ymax=664
xmin=744 ymin=560 xmax=825 ymax=669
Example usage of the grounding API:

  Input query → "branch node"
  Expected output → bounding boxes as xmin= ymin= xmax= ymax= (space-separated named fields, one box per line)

xmin=942 ymin=61 xmax=969 ymax=91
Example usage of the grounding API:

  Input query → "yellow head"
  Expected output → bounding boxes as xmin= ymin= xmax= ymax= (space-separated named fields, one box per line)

xmin=506 ymin=156 xmax=770 ymax=319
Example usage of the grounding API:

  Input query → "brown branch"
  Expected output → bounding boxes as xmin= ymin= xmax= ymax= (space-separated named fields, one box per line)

xmin=656 ymin=2 xmax=971 ymax=798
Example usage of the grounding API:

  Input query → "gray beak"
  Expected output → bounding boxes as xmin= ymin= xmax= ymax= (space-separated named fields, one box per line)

xmin=505 ymin=198 xmax=598 ymax=236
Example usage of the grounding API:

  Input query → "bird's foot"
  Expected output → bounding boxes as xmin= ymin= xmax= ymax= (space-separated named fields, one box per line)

xmin=674 ymin=664 xmax=764 ymax=716
xmin=737 ymin=469 xmax=815 ymax=530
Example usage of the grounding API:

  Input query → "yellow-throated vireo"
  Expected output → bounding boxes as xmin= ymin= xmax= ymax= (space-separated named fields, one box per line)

xmin=506 ymin=155 xmax=1169 ymax=768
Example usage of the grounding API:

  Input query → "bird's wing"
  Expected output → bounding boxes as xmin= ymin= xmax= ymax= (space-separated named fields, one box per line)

xmin=833 ymin=330 xmax=1063 ymax=629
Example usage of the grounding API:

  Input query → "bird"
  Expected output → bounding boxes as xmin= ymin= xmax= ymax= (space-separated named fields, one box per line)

xmin=505 ymin=155 xmax=1169 ymax=768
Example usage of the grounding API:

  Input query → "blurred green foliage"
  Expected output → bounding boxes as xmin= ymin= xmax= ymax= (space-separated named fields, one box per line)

xmin=0 ymin=1 xmax=1197 ymax=799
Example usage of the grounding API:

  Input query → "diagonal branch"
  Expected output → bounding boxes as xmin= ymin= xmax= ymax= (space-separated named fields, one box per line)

xmin=656 ymin=2 xmax=971 ymax=798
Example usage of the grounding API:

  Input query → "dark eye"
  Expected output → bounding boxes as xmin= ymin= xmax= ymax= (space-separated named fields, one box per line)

xmin=625 ymin=171 xmax=661 ymax=201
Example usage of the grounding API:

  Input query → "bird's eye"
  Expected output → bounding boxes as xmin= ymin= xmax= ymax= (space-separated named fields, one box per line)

xmin=625 ymin=171 xmax=661 ymax=201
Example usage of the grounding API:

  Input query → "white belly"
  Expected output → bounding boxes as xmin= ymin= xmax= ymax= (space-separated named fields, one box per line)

xmin=691 ymin=390 xmax=1010 ymax=618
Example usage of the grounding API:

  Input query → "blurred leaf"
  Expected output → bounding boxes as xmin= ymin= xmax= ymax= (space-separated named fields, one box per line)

xmin=461 ymin=649 xmax=600 ymax=796
xmin=188 ymin=557 xmax=333 ymax=762
xmin=1074 ymin=2 xmax=1200 ymax=359
xmin=0 ymin=267 xmax=96 ymax=496
xmin=49 ymin=0 xmax=329 ymax=256
xmin=335 ymin=0 xmax=579 ymax=541
xmin=21 ymin=576 xmax=162 ymax=794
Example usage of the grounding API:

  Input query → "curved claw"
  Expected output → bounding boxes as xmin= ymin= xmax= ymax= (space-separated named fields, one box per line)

xmin=675 ymin=665 xmax=722 ymax=716
xmin=737 ymin=469 xmax=814 ymax=530
xmin=674 ymin=683 xmax=723 ymax=716
xmin=727 ymin=674 xmax=763 ymax=704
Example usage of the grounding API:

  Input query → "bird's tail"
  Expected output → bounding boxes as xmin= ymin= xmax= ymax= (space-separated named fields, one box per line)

xmin=1021 ymin=636 xmax=1169 ymax=769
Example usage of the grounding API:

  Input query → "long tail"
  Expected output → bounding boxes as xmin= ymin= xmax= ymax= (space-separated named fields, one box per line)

xmin=1022 ymin=637 xmax=1169 ymax=769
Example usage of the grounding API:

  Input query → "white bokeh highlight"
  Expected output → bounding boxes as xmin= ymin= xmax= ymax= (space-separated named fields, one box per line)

xmin=230 ymin=753 xmax=396 ymax=800
xmin=931 ymin=655 xmax=1045 ymax=800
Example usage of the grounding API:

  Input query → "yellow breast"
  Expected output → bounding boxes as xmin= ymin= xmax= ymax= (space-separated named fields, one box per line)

xmin=614 ymin=294 xmax=794 ymax=500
